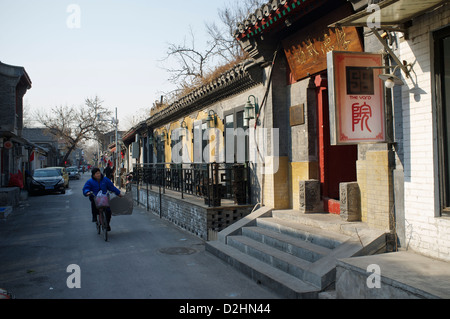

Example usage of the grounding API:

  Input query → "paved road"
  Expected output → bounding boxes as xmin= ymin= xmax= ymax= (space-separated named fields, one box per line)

xmin=0 ymin=174 xmax=280 ymax=299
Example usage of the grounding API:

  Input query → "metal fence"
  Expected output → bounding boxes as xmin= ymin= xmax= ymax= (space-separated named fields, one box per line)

xmin=132 ymin=162 xmax=251 ymax=207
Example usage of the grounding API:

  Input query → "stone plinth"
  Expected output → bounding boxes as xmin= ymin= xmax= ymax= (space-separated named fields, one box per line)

xmin=299 ymin=180 xmax=322 ymax=214
xmin=340 ymin=182 xmax=361 ymax=222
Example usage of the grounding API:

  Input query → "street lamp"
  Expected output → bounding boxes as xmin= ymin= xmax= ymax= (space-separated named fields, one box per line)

xmin=206 ymin=110 xmax=217 ymax=129
xmin=365 ymin=63 xmax=412 ymax=89
xmin=378 ymin=65 xmax=406 ymax=88
xmin=244 ymin=95 xmax=259 ymax=127
xmin=160 ymin=129 xmax=169 ymax=144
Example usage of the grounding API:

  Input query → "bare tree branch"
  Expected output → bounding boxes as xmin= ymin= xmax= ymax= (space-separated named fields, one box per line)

xmin=36 ymin=96 xmax=114 ymax=165
xmin=159 ymin=0 xmax=265 ymax=100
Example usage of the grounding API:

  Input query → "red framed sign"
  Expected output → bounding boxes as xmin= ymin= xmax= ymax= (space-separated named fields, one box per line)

xmin=327 ymin=51 xmax=386 ymax=145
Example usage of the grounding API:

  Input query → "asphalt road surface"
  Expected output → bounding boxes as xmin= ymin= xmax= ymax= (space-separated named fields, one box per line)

xmin=0 ymin=174 xmax=280 ymax=300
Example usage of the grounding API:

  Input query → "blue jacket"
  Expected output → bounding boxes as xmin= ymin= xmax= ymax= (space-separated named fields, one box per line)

xmin=83 ymin=175 xmax=121 ymax=197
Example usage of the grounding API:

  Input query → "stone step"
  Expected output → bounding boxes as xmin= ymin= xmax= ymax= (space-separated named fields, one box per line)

xmin=241 ymin=226 xmax=332 ymax=263
xmin=205 ymin=240 xmax=320 ymax=299
xmin=227 ymin=235 xmax=328 ymax=288
xmin=272 ymin=210 xmax=369 ymax=236
xmin=257 ymin=217 xmax=350 ymax=250
xmin=207 ymin=207 xmax=388 ymax=298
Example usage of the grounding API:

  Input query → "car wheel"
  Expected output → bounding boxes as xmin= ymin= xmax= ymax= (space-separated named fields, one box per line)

xmin=61 ymin=189 xmax=66 ymax=195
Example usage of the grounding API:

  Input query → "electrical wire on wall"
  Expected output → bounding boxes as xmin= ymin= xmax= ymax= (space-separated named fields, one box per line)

xmin=254 ymin=47 xmax=280 ymax=160
xmin=252 ymin=47 xmax=281 ymax=208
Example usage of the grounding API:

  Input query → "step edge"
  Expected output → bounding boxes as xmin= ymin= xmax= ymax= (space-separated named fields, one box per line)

xmin=242 ymin=226 xmax=332 ymax=258
xmin=206 ymin=241 xmax=320 ymax=298
xmin=257 ymin=218 xmax=348 ymax=249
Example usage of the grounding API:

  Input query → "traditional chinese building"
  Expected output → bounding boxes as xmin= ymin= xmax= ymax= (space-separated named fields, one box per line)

xmin=335 ymin=0 xmax=450 ymax=255
xmin=0 ymin=61 xmax=32 ymax=187
xmin=326 ymin=0 xmax=450 ymax=298
xmin=123 ymin=0 xmax=450 ymax=298
xmin=235 ymin=0 xmax=374 ymax=218
xmin=123 ymin=60 xmax=266 ymax=239
xmin=214 ymin=0 xmax=450 ymax=298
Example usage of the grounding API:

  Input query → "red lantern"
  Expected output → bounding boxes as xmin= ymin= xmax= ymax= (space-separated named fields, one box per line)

xmin=3 ymin=141 xmax=13 ymax=149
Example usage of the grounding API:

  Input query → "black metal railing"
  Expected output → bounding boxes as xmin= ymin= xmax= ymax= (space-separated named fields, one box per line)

xmin=132 ymin=162 xmax=251 ymax=207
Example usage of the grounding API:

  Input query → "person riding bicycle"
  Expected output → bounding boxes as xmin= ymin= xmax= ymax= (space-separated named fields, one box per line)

xmin=83 ymin=167 xmax=123 ymax=231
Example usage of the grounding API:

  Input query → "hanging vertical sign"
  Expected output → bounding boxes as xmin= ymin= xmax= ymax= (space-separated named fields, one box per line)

xmin=327 ymin=51 xmax=386 ymax=145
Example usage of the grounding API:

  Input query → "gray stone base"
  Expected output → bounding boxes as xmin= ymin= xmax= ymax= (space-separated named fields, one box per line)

xmin=132 ymin=185 xmax=253 ymax=240
xmin=299 ymin=180 xmax=322 ymax=214
xmin=0 ymin=187 xmax=20 ymax=208
xmin=336 ymin=252 xmax=450 ymax=299
xmin=339 ymin=182 xmax=361 ymax=222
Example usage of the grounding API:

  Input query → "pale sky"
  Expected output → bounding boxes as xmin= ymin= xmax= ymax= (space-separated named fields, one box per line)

xmin=0 ymin=0 xmax=230 ymax=131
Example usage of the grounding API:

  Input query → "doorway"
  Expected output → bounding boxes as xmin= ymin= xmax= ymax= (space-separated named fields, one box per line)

xmin=316 ymin=74 xmax=358 ymax=213
xmin=435 ymin=26 xmax=450 ymax=216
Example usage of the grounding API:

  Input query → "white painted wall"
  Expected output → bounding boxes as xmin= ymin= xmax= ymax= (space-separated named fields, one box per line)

xmin=399 ymin=5 xmax=450 ymax=261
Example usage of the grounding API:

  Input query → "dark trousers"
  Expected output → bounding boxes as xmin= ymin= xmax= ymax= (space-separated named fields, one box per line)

xmin=90 ymin=197 xmax=112 ymax=225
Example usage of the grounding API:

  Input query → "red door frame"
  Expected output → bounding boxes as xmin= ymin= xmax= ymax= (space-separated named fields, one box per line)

xmin=315 ymin=74 xmax=357 ymax=214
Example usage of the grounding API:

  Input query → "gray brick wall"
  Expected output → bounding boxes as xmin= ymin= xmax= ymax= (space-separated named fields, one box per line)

xmin=0 ymin=75 xmax=18 ymax=133
xmin=133 ymin=185 xmax=253 ymax=240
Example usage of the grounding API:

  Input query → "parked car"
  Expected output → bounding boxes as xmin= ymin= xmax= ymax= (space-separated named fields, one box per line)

xmin=67 ymin=166 xmax=81 ymax=180
xmin=47 ymin=167 xmax=69 ymax=188
xmin=29 ymin=168 xmax=66 ymax=195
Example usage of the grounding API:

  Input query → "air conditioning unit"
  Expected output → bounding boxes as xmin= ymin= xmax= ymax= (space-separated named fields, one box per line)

xmin=132 ymin=142 xmax=140 ymax=159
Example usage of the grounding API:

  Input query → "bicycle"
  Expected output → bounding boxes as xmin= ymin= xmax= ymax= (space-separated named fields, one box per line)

xmin=88 ymin=191 xmax=110 ymax=242
xmin=96 ymin=207 xmax=109 ymax=242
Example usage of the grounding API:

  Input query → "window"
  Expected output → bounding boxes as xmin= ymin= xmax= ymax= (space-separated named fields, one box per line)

xmin=435 ymin=26 xmax=450 ymax=215
xmin=224 ymin=107 xmax=249 ymax=163
xmin=156 ymin=136 xmax=165 ymax=164
xmin=193 ymin=122 xmax=203 ymax=163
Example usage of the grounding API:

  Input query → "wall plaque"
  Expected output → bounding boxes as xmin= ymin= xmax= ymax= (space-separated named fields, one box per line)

xmin=290 ymin=104 xmax=305 ymax=126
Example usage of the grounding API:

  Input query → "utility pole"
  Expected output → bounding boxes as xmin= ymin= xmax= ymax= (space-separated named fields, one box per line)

xmin=94 ymin=103 xmax=100 ymax=169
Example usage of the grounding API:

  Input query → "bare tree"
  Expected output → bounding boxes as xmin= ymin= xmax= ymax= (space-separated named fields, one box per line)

xmin=161 ymin=26 xmax=218 ymax=88
xmin=206 ymin=0 xmax=266 ymax=63
xmin=160 ymin=0 xmax=265 ymax=95
xmin=36 ymin=96 xmax=113 ymax=165
xmin=122 ymin=106 xmax=152 ymax=131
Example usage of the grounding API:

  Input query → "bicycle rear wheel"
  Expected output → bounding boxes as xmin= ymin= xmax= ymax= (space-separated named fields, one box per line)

xmin=96 ymin=211 xmax=101 ymax=235
xmin=101 ymin=209 xmax=108 ymax=242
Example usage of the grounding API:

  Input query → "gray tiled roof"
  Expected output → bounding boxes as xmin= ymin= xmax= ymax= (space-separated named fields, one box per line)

xmin=22 ymin=128 xmax=58 ymax=143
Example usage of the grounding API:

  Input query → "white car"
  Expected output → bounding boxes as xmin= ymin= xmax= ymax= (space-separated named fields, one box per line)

xmin=67 ymin=166 xmax=81 ymax=180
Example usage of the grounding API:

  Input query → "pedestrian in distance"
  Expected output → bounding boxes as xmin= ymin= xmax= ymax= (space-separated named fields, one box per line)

xmin=103 ymin=161 xmax=114 ymax=181
xmin=83 ymin=167 xmax=123 ymax=231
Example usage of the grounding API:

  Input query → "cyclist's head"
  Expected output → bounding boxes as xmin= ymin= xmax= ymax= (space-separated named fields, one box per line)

xmin=91 ymin=167 xmax=101 ymax=180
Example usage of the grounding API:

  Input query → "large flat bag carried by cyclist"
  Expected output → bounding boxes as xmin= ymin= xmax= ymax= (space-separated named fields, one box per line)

xmin=110 ymin=192 xmax=134 ymax=216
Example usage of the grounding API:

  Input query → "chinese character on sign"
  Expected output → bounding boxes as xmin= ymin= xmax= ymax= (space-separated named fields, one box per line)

xmin=352 ymin=102 xmax=372 ymax=133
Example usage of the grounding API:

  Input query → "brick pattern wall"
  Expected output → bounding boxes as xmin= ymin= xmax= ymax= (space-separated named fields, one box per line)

xmin=0 ymin=75 xmax=17 ymax=133
xmin=357 ymin=150 xmax=394 ymax=231
xmin=399 ymin=5 xmax=450 ymax=261
xmin=262 ymin=156 xmax=290 ymax=209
